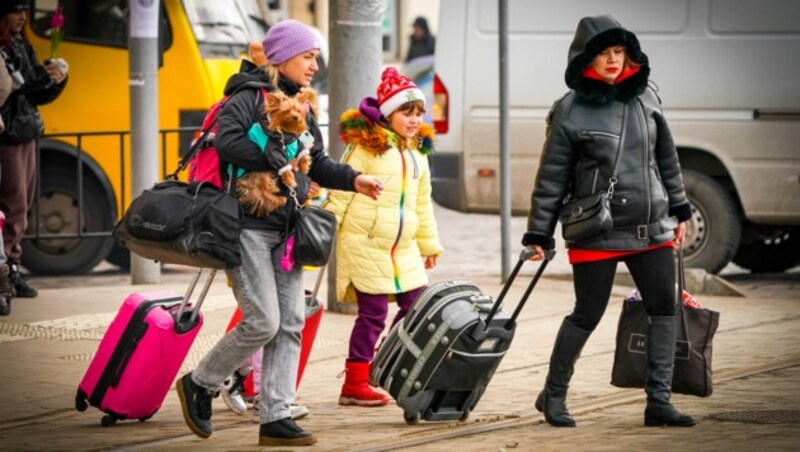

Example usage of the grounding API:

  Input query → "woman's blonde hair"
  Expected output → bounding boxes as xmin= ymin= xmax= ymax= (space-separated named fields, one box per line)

xmin=266 ymin=65 xmax=281 ymax=89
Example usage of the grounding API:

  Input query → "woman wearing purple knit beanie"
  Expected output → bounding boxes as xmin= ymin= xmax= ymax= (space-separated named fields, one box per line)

xmin=176 ymin=19 xmax=385 ymax=447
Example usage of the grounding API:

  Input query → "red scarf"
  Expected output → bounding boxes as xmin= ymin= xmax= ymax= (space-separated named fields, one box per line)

xmin=582 ymin=65 xmax=639 ymax=84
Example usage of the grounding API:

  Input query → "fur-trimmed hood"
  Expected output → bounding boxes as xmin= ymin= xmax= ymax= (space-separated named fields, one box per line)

xmin=339 ymin=107 xmax=434 ymax=156
xmin=565 ymin=15 xmax=650 ymax=104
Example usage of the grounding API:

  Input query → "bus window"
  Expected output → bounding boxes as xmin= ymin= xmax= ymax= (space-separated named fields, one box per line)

xmin=31 ymin=1 xmax=172 ymax=52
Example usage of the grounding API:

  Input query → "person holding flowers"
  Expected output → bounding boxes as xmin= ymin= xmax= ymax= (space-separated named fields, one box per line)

xmin=0 ymin=0 xmax=68 ymax=298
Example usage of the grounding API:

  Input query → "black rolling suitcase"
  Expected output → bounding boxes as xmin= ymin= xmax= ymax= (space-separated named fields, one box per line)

xmin=370 ymin=248 xmax=554 ymax=424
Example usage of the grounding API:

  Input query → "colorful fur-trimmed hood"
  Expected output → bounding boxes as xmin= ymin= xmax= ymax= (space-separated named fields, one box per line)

xmin=339 ymin=109 xmax=434 ymax=156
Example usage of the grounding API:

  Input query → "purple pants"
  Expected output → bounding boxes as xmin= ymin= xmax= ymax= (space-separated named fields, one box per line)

xmin=348 ymin=286 xmax=425 ymax=363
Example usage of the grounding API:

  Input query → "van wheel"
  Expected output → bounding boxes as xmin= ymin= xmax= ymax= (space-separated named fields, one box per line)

xmin=733 ymin=226 xmax=800 ymax=273
xmin=21 ymin=169 xmax=115 ymax=275
xmin=681 ymin=170 xmax=741 ymax=274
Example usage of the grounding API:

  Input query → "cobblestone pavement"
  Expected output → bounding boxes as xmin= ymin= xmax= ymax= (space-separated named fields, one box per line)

xmin=1 ymin=204 xmax=798 ymax=450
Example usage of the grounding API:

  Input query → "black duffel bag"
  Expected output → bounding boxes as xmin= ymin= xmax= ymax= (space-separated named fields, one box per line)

xmin=113 ymin=180 xmax=242 ymax=269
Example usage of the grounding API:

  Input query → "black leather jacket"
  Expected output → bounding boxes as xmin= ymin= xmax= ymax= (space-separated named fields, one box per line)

xmin=522 ymin=15 xmax=692 ymax=251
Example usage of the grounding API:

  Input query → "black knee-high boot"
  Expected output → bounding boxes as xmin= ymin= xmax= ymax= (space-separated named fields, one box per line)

xmin=535 ymin=319 xmax=591 ymax=427
xmin=644 ymin=316 xmax=695 ymax=427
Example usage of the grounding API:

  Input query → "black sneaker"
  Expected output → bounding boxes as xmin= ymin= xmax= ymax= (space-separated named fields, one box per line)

xmin=259 ymin=417 xmax=318 ymax=447
xmin=9 ymin=264 xmax=37 ymax=298
xmin=176 ymin=372 xmax=213 ymax=438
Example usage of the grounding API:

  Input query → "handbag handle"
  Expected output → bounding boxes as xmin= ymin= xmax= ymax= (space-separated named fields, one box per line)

xmin=676 ymin=246 xmax=692 ymax=345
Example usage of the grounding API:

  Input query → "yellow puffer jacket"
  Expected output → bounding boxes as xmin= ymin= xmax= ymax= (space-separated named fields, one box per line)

xmin=323 ymin=109 xmax=443 ymax=302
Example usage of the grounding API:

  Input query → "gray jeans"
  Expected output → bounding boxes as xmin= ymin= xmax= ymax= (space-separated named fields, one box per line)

xmin=193 ymin=228 xmax=304 ymax=423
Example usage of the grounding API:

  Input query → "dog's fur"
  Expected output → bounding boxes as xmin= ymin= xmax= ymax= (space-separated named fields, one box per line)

xmin=237 ymin=91 xmax=315 ymax=217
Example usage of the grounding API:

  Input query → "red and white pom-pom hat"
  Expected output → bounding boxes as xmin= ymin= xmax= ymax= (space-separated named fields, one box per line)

xmin=377 ymin=67 xmax=426 ymax=117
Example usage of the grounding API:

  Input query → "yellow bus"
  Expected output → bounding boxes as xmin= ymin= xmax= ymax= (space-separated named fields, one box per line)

xmin=22 ymin=0 xmax=272 ymax=274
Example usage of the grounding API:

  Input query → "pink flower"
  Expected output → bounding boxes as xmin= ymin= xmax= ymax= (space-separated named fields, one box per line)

xmin=50 ymin=6 xmax=64 ymax=30
xmin=49 ymin=7 xmax=65 ymax=59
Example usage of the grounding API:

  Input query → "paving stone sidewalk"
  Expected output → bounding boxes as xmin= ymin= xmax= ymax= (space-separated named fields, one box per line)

xmin=0 ymin=269 xmax=798 ymax=451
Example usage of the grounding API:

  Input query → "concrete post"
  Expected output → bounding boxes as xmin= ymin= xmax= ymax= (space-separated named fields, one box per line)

xmin=499 ymin=0 xmax=512 ymax=281
xmin=327 ymin=0 xmax=387 ymax=314
xmin=129 ymin=0 xmax=160 ymax=284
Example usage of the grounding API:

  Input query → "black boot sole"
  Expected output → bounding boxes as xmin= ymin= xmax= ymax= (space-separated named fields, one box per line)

xmin=259 ymin=435 xmax=319 ymax=446
xmin=645 ymin=417 xmax=696 ymax=427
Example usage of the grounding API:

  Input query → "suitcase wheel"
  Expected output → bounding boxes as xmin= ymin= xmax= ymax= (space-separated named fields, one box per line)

xmin=74 ymin=393 xmax=88 ymax=412
xmin=403 ymin=413 xmax=420 ymax=425
xmin=101 ymin=415 xmax=118 ymax=427
xmin=138 ymin=412 xmax=156 ymax=422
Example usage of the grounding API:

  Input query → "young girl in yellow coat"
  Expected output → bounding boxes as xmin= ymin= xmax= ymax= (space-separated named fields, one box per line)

xmin=324 ymin=68 xmax=443 ymax=406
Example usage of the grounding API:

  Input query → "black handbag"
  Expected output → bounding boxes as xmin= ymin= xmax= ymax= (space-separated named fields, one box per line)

xmin=113 ymin=179 xmax=242 ymax=270
xmin=286 ymin=189 xmax=337 ymax=267
xmin=559 ymin=191 xmax=613 ymax=242
xmin=610 ymin=248 xmax=720 ymax=397
xmin=559 ymin=105 xmax=627 ymax=242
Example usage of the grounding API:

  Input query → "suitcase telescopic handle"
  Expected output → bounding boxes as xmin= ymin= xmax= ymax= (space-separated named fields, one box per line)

xmin=310 ymin=265 xmax=326 ymax=301
xmin=176 ymin=268 xmax=217 ymax=323
xmin=484 ymin=247 xmax=555 ymax=329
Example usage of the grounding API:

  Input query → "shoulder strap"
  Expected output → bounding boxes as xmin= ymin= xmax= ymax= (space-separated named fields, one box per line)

xmin=168 ymin=125 xmax=216 ymax=180
xmin=605 ymin=104 xmax=628 ymax=199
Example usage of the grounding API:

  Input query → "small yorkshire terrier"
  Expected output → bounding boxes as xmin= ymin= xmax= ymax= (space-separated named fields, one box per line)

xmin=237 ymin=41 xmax=320 ymax=218
xmin=237 ymin=90 xmax=317 ymax=217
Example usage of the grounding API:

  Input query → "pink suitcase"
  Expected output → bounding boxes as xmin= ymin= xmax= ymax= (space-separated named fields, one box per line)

xmin=75 ymin=269 xmax=216 ymax=426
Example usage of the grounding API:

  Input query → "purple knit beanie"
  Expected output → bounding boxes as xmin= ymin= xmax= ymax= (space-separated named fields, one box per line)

xmin=262 ymin=20 xmax=321 ymax=65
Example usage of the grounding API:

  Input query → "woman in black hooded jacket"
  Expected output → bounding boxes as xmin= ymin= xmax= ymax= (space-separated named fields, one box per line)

xmin=523 ymin=15 xmax=695 ymax=428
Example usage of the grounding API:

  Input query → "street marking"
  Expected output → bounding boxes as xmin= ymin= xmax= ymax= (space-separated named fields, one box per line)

xmin=30 ymin=313 xmax=116 ymax=330
xmin=0 ymin=323 xmax=104 ymax=342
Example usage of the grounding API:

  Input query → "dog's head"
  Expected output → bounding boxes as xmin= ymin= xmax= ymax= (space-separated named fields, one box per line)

xmin=265 ymin=91 xmax=307 ymax=136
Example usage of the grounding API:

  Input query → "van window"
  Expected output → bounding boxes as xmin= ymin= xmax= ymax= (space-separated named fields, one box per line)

xmin=476 ymin=0 xmax=688 ymax=34
xmin=31 ymin=1 xmax=172 ymax=51
xmin=710 ymin=0 xmax=800 ymax=33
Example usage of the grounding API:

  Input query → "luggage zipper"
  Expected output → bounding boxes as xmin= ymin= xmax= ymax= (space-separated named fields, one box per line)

xmin=389 ymin=150 xmax=408 ymax=292
xmin=90 ymin=297 xmax=183 ymax=408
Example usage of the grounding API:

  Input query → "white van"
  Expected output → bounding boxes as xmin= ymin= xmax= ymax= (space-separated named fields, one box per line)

xmin=432 ymin=0 xmax=800 ymax=273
